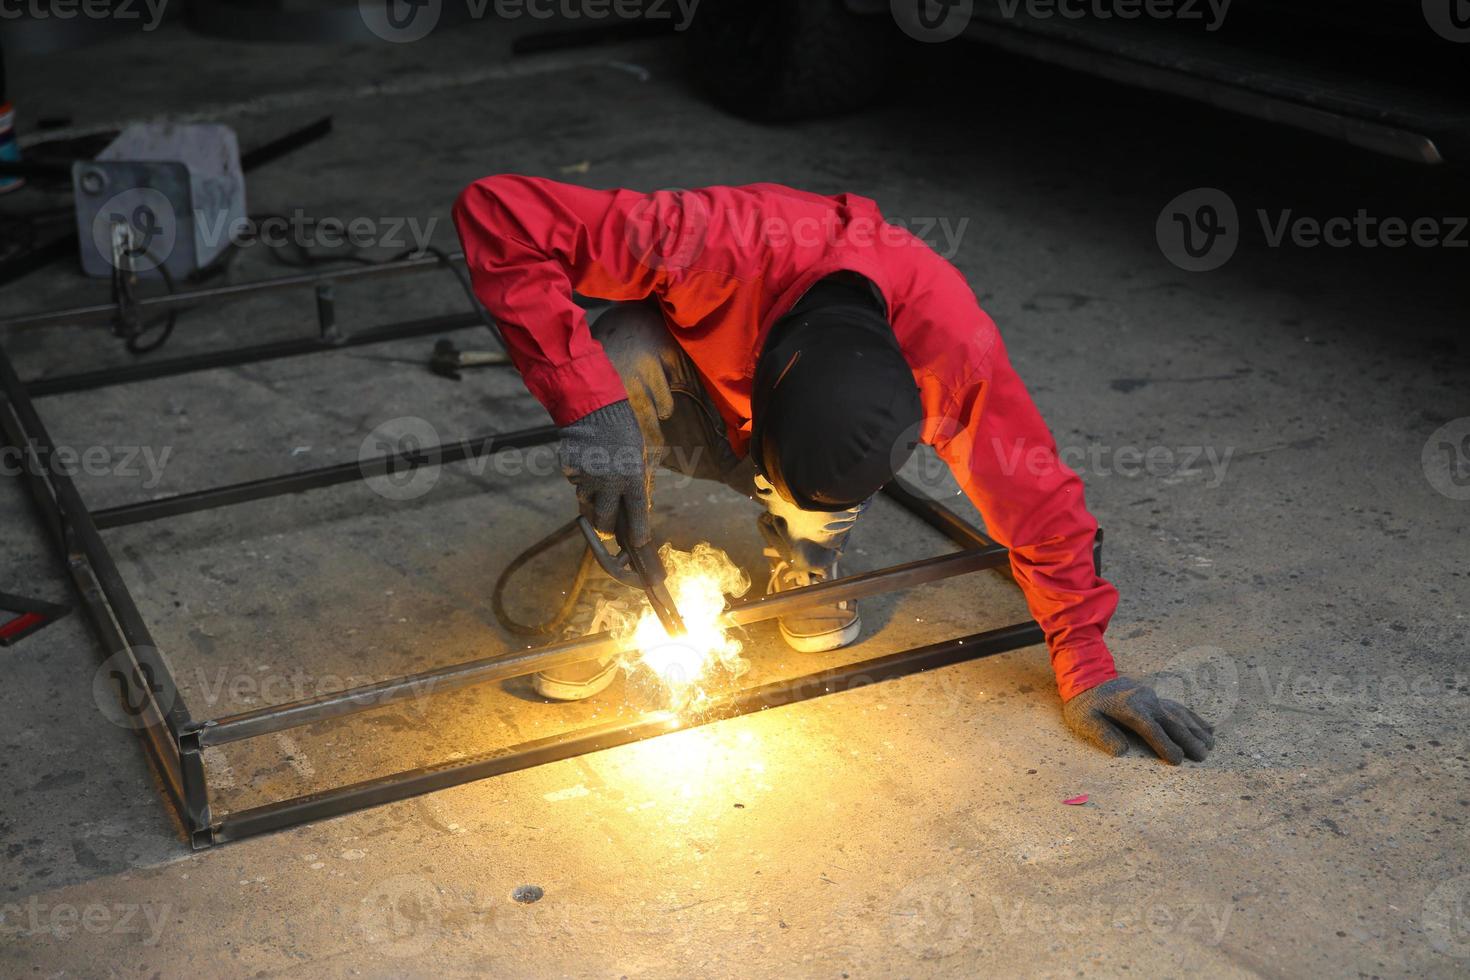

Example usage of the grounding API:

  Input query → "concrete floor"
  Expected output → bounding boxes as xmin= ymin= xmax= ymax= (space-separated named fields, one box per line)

xmin=2 ymin=16 xmax=1468 ymax=978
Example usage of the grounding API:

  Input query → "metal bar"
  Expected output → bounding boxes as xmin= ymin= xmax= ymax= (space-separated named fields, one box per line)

xmin=0 ymin=344 xmax=200 ymax=831
xmin=239 ymin=116 xmax=333 ymax=171
xmin=205 ymin=621 xmax=1044 ymax=845
xmin=190 ymin=543 xmax=1014 ymax=748
xmin=92 ymin=424 xmax=560 ymax=529
xmin=24 ymin=310 xmax=486 ymax=398
xmin=0 ymin=251 xmax=464 ymax=330
xmin=881 ymin=480 xmax=996 ymax=550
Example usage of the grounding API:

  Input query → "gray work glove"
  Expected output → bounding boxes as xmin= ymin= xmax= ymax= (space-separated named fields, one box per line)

xmin=557 ymin=399 xmax=653 ymax=547
xmin=1063 ymin=676 xmax=1215 ymax=765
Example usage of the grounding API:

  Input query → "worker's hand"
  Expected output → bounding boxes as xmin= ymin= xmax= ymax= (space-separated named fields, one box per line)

xmin=1063 ymin=676 xmax=1215 ymax=765
xmin=557 ymin=399 xmax=653 ymax=547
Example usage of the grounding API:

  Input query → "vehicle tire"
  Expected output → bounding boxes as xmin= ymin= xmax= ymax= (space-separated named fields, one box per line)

xmin=685 ymin=0 xmax=894 ymax=122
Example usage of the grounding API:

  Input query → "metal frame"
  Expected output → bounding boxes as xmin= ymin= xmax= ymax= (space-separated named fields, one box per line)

xmin=0 ymin=260 xmax=1089 ymax=848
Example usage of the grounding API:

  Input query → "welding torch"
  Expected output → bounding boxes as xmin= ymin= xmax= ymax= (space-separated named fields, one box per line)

xmin=577 ymin=507 xmax=687 ymax=638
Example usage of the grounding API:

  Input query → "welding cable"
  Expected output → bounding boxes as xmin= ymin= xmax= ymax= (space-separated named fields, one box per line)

xmin=115 ymin=247 xmax=179 ymax=355
xmin=490 ymin=517 xmax=599 ymax=638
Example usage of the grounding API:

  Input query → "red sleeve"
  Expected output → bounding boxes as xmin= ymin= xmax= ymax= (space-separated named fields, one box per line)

xmin=934 ymin=334 xmax=1120 ymax=701
xmin=451 ymin=175 xmax=670 ymax=425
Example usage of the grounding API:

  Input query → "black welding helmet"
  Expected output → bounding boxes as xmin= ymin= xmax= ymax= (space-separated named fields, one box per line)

xmin=750 ymin=273 xmax=923 ymax=511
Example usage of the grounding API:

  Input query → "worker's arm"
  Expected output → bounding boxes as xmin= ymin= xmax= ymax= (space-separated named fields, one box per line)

xmin=935 ymin=334 xmax=1118 ymax=700
xmin=451 ymin=174 xmax=668 ymax=425
xmin=936 ymin=336 xmax=1214 ymax=763
xmin=452 ymin=175 xmax=685 ymax=544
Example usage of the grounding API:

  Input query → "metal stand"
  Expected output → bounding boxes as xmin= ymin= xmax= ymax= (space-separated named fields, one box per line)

xmin=0 ymin=260 xmax=1088 ymax=848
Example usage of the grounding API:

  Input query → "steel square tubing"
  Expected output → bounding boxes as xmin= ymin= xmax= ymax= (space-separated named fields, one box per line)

xmin=206 ymin=620 xmax=1043 ymax=845
xmin=91 ymin=424 xmax=560 ymax=529
xmin=1 ymin=320 xmax=1058 ymax=844
xmin=185 ymin=541 xmax=1016 ymax=749
xmin=24 ymin=309 xmax=487 ymax=398
xmin=0 ymin=251 xmax=462 ymax=330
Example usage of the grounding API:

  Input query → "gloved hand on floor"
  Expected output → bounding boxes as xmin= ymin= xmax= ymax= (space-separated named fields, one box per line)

xmin=557 ymin=399 xmax=653 ymax=547
xmin=1063 ymin=676 xmax=1215 ymax=764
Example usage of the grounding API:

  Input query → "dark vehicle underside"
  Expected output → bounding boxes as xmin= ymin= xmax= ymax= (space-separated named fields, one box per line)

xmin=687 ymin=0 xmax=1470 ymax=164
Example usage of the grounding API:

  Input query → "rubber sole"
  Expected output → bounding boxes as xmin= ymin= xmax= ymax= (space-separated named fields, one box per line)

xmin=532 ymin=660 xmax=619 ymax=701
xmin=778 ymin=613 xmax=862 ymax=654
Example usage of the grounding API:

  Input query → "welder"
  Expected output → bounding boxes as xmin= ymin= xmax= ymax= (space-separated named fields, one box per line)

xmin=454 ymin=176 xmax=1214 ymax=764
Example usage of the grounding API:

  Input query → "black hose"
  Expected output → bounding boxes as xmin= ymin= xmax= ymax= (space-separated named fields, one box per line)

xmin=123 ymin=258 xmax=178 ymax=354
xmin=491 ymin=517 xmax=599 ymax=638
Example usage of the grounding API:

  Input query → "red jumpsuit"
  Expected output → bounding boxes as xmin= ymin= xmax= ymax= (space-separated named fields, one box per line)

xmin=453 ymin=176 xmax=1119 ymax=699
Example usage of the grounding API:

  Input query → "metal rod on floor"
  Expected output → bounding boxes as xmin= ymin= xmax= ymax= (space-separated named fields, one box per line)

xmin=92 ymin=424 xmax=561 ymax=529
xmin=188 ymin=542 xmax=1014 ymax=749
xmin=25 ymin=310 xmax=487 ymax=398
xmin=204 ymin=621 xmax=1044 ymax=845
xmin=0 ymin=251 xmax=465 ymax=330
